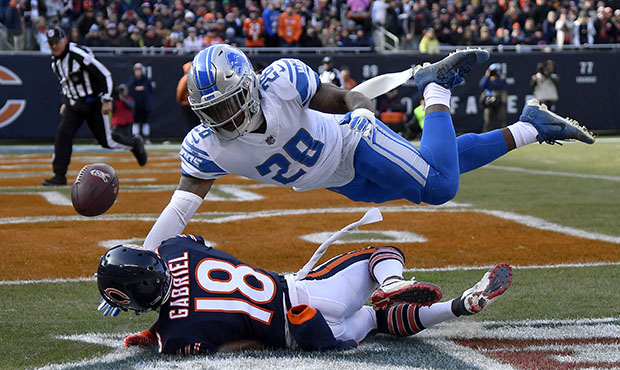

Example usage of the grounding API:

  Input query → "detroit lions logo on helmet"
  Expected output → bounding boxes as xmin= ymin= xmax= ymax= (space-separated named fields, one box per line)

xmin=105 ymin=288 xmax=131 ymax=305
xmin=90 ymin=169 xmax=110 ymax=183
xmin=226 ymin=51 xmax=247 ymax=76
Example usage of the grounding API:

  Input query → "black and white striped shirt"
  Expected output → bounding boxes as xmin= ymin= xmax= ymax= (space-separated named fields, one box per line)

xmin=50 ymin=43 xmax=113 ymax=102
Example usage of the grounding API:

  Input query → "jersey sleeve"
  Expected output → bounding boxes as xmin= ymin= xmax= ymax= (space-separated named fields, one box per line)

xmin=258 ymin=58 xmax=320 ymax=107
xmin=179 ymin=128 xmax=229 ymax=180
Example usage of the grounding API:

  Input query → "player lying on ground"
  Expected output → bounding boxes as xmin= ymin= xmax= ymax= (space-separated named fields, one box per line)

xmin=142 ymin=45 xmax=594 ymax=250
xmin=97 ymin=234 xmax=512 ymax=354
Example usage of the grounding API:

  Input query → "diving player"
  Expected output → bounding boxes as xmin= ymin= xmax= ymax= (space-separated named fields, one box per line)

xmin=97 ymin=234 xmax=512 ymax=354
xmin=142 ymin=45 xmax=594 ymax=251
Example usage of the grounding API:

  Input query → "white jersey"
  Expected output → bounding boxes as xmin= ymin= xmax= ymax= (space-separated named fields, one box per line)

xmin=180 ymin=58 xmax=359 ymax=191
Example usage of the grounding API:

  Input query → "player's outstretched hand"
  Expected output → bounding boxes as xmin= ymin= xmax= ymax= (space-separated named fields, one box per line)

xmin=98 ymin=297 xmax=121 ymax=317
xmin=124 ymin=330 xmax=157 ymax=347
xmin=341 ymin=108 xmax=376 ymax=139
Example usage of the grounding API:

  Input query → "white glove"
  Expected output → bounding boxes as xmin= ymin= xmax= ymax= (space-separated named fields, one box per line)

xmin=342 ymin=108 xmax=376 ymax=138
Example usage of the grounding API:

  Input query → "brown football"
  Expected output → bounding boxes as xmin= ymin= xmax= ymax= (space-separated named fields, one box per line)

xmin=71 ymin=163 xmax=119 ymax=217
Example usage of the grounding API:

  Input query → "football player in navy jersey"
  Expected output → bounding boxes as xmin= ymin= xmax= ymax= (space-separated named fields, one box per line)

xmin=143 ymin=44 xmax=594 ymax=252
xmin=97 ymin=234 xmax=513 ymax=354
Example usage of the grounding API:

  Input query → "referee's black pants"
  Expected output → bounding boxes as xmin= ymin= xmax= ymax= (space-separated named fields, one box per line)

xmin=53 ymin=100 xmax=133 ymax=178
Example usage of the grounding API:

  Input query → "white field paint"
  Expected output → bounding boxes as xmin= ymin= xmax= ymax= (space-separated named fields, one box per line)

xmin=4 ymin=261 xmax=619 ymax=286
xmin=485 ymin=164 xmax=620 ymax=182
xmin=36 ymin=318 xmax=620 ymax=370
xmin=0 ymin=204 xmax=618 ymax=245
xmin=39 ymin=191 xmax=73 ymax=206
xmin=300 ymin=230 xmax=427 ymax=244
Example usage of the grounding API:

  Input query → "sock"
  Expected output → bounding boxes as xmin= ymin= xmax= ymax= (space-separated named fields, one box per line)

xmin=507 ymin=121 xmax=539 ymax=148
xmin=369 ymin=247 xmax=405 ymax=284
xmin=451 ymin=297 xmax=472 ymax=317
xmin=143 ymin=123 xmax=151 ymax=137
xmin=376 ymin=304 xmax=425 ymax=337
xmin=132 ymin=123 xmax=140 ymax=136
xmin=417 ymin=300 xmax=458 ymax=328
xmin=423 ymin=83 xmax=451 ymax=109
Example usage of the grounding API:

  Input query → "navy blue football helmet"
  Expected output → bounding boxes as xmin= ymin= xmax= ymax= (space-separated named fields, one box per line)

xmin=97 ymin=245 xmax=172 ymax=313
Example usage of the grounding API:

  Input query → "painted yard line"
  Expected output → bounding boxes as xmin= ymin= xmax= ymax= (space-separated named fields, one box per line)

xmin=486 ymin=164 xmax=620 ymax=182
xmin=1 ymin=204 xmax=619 ymax=245
xmin=4 ymin=262 xmax=620 ymax=286
xmin=0 ymin=276 xmax=95 ymax=285
xmin=0 ymin=144 xmax=183 ymax=153
xmin=0 ymin=168 xmax=180 ymax=178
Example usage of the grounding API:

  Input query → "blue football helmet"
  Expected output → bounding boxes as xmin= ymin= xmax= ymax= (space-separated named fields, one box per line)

xmin=97 ymin=245 xmax=172 ymax=313
xmin=187 ymin=44 xmax=262 ymax=140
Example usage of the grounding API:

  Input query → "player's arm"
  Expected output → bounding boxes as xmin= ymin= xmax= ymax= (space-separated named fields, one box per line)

xmin=309 ymin=82 xmax=373 ymax=114
xmin=217 ymin=339 xmax=266 ymax=353
xmin=142 ymin=174 xmax=214 ymax=250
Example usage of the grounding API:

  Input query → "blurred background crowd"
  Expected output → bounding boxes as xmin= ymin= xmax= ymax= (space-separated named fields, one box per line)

xmin=1 ymin=0 xmax=619 ymax=52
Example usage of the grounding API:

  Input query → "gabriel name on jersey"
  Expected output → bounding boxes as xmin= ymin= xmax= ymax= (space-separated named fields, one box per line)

xmin=179 ymin=58 xmax=361 ymax=191
xmin=153 ymin=235 xmax=288 ymax=355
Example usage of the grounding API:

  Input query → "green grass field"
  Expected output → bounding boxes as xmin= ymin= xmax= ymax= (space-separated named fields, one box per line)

xmin=1 ymin=138 xmax=619 ymax=370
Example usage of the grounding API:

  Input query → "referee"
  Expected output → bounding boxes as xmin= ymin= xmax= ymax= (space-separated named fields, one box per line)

xmin=43 ymin=27 xmax=147 ymax=186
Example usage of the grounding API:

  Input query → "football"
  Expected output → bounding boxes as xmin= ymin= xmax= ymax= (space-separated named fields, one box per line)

xmin=71 ymin=163 xmax=119 ymax=217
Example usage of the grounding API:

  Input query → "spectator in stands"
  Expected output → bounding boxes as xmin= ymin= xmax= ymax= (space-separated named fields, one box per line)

xmin=352 ymin=25 xmax=373 ymax=48
xmin=530 ymin=0 xmax=551 ymax=26
xmin=278 ymin=4 xmax=302 ymax=47
xmin=202 ymin=27 xmax=223 ymax=46
xmin=300 ymin=25 xmax=323 ymax=47
xmin=139 ymin=2 xmax=155 ymax=24
xmin=75 ymin=5 xmax=96 ymax=37
xmin=243 ymin=6 xmax=264 ymax=47
xmin=103 ymin=23 xmax=124 ymax=46
xmin=476 ymin=26 xmax=495 ymax=45
xmin=127 ymin=25 xmax=145 ymax=47
xmin=224 ymin=11 xmax=242 ymax=42
xmin=573 ymin=11 xmax=594 ymax=46
xmin=144 ymin=25 xmax=163 ymax=47
xmin=84 ymin=24 xmax=104 ymax=46
xmin=262 ymin=0 xmax=280 ymax=47
xmin=318 ymin=56 xmax=345 ymax=88
xmin=182 ymin=26 xmax=202 ymax=53
xmin=531 ymin=60 xmax=559 ymax=111
xmin=555 ymin=9 xmax=575 ymax=49
xmin=594 ymin=6 xmax=616 ymax=43
xmin=128 ymin=62 xmax=154 ymax=141
xmin=542 ymin=10 xmax=557 ymax=44
xmin=35 ymin=16 xmax=52 ymax=53
xmin=418 ymin=28 xmax=439 ymax=53
xmin=340 ymin=65 xmax=357 ymax=90
xmin=67 ymin=26 xmax=82 ymax=44
xmin=479 ymin=63 xmax=507 ymax=132
xmin=370 ymin=0 xmax=387 ymax=28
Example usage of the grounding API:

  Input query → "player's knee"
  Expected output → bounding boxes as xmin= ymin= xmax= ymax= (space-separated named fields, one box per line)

xmin=422 ymin=175 xmax=459 ymax=205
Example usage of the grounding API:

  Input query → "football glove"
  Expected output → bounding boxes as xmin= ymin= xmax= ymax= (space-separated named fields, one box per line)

xmin=98 ymin=297 xmax=121 ymax=317
xmin=342 ymin=108 xmax=376 ymax=138
xmin=124 ymin=330 xmax=157 ymax=347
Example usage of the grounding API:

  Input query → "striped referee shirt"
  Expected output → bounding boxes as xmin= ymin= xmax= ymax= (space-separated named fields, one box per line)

xmin=50 ymin=42 xmax=113 ymax=102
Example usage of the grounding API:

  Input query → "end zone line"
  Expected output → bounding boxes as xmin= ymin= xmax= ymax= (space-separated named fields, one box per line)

xmin=486 ymin=164 xmax=620 ymax=182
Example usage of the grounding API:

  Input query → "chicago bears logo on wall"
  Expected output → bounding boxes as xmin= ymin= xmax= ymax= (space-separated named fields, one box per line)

xmin=104 ymin=288 xmax=131 ymax=305
xmin=0 ymin=66 xmax=26 ymax=130
xmin=90 ymin=169 xmax=111 ymax=183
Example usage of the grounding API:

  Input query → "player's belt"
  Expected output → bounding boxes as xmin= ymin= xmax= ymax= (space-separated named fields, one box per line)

xmin=278 ymin=275 xmax=292 ymax=310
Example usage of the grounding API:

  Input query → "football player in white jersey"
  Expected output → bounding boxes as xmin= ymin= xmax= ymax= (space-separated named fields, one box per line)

xmin=143 ymin=44 xmax=594 ymax=251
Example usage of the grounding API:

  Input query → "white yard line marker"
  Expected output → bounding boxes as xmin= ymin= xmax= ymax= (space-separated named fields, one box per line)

xmin=486 ymin=165 xmax=620 ymax=182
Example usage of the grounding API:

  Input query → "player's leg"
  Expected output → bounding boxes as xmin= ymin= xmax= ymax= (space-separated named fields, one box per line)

xmin=295 ymin=246 xmax=440 ymax=342
xmin=45 ymin=108 xmax=84 ymax=186
xmin=376 ymin=263 xmax=512 ymax=338
xmin=86 ymin=106 xmax=147 ymax=166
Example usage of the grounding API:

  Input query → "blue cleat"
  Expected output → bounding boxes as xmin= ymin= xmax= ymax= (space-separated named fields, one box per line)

xmin=413 ymin=48 xmax=490 ymax=93
xmin=520 ymin=99 xmax=595 ymax=145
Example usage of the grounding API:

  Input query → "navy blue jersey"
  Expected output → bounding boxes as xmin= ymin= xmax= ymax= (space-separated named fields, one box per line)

xmin=154 ymin=235 xmax=287 ymax=355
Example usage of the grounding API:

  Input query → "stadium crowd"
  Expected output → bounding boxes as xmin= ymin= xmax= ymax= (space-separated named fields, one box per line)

xmin=1 ymin=0 xmax=619 ymax=52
